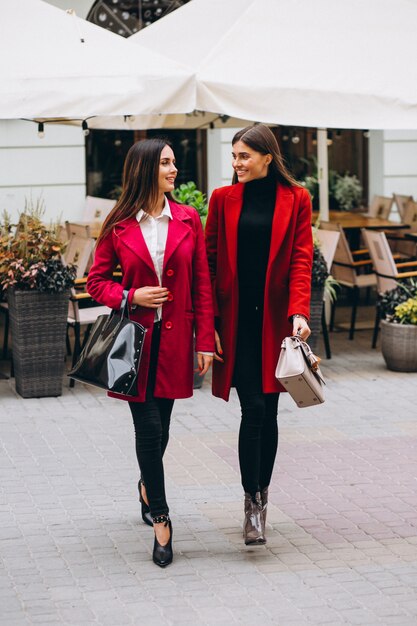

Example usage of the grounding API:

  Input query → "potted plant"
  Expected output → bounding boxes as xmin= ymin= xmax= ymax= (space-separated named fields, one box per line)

xmin=172 ymin=181 xmax=208 ymax=388
xmin=0 ymin=202 xmax=76 ymax=397
xmin=378 ymin=279 xmax=417 ymax=372
xmin=333 ymin=173 xmax=363 ymax=211
xmin=172 ymin=181 xmax=208 ymax=227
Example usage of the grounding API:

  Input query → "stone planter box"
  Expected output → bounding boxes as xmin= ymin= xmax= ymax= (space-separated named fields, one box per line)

xmin=380 ymin=319 xmax=417 ymax=372
xmin=8 ymin=289 xmax=70 ymax=397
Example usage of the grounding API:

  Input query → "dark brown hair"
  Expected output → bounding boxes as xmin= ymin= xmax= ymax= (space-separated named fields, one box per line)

xmin=231 ymin=124 xmax=299 ymax=187
xmin=97 ymin=137 xmax=172 ymax=244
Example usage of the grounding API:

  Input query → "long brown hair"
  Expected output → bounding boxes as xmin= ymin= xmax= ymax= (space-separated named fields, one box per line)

xmin=231 ymin=124 xmax=299 ymax=187
xmin=97 ymin=137 xmax=171 ymax=244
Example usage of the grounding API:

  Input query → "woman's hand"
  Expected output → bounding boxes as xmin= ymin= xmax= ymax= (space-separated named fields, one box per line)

xmin=132 ymin=286 xmax=169 ymax=308
xmin=214 ymin=330 xmax=224 ymax=362
xmin=292 ymin=315 xmax=311 ymax=341
xmin=196 ymin=353 xmax=213 ymax=376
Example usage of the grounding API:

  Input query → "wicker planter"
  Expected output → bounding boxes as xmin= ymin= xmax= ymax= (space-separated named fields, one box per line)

xmin=7 ymin=289 xmax=70 ymax=397
xmin=380 ymin=319 xmax=417 ymax=372
xmin=308 ymin=286 xmax=324 ymax=352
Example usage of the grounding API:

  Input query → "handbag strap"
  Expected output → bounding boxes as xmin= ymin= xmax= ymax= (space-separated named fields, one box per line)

xmin=120 ymin=290 xmax=129 ymax=318
xmin=282 ymin=336 xmax=321 ymax=372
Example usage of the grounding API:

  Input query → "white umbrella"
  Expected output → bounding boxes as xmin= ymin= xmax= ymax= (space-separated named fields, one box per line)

xmin=134 ymin=0 xmax=417 ymax=130
xmin=40 ymin=112 xmax=253 ymax=130
xmin=0 ymin=0 xmax=194 ymax=119
xmin=132 ymin=0 xmax=417 ymax=217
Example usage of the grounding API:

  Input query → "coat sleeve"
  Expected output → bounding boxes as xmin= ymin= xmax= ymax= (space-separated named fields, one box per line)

xmin=191 ymin=209 xmax=215 ymax=353
xmin=287 ymin=188 xmax=313 ymax=321
xmin=87 ymin=231 xmax=127 ymax=310
xmin=204 ymin=188 xmax=220 ymax=317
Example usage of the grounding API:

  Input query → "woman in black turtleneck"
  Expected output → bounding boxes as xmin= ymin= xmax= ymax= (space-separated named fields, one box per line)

xmin=206 ymin=125 xmax=313 ymax=546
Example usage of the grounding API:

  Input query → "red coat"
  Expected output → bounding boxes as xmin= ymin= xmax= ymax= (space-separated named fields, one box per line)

xmin=205 ymin=182 xmax=313 ymax=401
xmin=87 ymin=201 xmax=214 ymax=402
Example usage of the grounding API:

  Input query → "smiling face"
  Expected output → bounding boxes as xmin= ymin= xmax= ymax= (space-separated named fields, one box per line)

xmin=158 ymin=144 xmax=177 ymax=193
xmin=232 ymin=140 xmax=272 ymax=183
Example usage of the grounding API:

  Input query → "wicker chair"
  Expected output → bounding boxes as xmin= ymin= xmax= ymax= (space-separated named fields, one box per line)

xmin=361 ymin=228 xmax=417 ymax=347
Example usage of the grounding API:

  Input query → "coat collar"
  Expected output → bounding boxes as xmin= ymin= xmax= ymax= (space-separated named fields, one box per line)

xmin=224 ymin=182 xmax=294 ymax=275
xmin=114 ymin=200 xmax=193 ymax=275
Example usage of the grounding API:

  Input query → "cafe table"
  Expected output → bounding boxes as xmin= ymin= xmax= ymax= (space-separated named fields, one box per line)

xmin=313 ymin=210 xmax=409 ymax=249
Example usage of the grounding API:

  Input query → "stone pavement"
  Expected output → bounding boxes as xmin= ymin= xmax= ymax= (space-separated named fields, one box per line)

xmin=1 ymin=327 xmax=417 ymax=625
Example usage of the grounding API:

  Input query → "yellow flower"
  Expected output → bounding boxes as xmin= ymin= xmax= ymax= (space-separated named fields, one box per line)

xmin=394 ymin=297 xmax=417 ymax=325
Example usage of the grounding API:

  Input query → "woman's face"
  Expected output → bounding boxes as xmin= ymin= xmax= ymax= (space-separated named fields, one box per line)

xmin=232 ymin=140 xmax=272 ymax=183
xmin=158 ymin=144 xmax=178 ymax=193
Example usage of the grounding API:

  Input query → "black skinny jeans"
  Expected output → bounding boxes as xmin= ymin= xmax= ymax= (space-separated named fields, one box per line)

xmin=234 ymin=302 xmax=279 ymax=499
xmin=129 ymin=322 xmax=174 ymax=518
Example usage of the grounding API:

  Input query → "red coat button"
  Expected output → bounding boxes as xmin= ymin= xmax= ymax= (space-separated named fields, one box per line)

xmin=165 ymin=321 xmax=173 ymax=330
xmin=167 ymin=293 xmax=173 ymax=302
xmin=166 ymin=269 xmax=174 ymax=277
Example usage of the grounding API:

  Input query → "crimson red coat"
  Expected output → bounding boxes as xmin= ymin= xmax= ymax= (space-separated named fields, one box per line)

xmin=87 ymin=201 xmax=214 ymax=402
xmin=205 ymin=182 xmax=313 ymax=401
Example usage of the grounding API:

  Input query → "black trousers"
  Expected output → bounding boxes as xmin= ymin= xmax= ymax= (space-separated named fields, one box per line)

xmin=129 ymin=322 xmax=174 ymax=518
xmin=234 ymin=301 xmax=279 ymax=499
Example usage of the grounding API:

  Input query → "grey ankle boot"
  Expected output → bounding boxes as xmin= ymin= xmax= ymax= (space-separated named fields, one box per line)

xmin=260 ymin=487 xmax=269 ymax=533
xmin=243 ymin=492 xmax=266 ymax=545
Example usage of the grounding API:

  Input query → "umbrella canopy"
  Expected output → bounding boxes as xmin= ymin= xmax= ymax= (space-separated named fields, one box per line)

xmin=132 ymin=0 xmax=417 ymax=130
xmin=0 ymin=0 xmax=194 ymax=119
xmin=39 ymin=112 xmax=253 ymax=130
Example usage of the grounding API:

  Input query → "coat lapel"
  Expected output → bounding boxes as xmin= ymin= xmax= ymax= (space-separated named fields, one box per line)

xmin=163 ymin=201 xmax=193 ymax=270
xmin=224 ymin=184 xmax=244 ymax=275
xmin=267 ymin=184 xmax=295 ymax=269
xmin=114 ymin=217 xmax=156 ymax=275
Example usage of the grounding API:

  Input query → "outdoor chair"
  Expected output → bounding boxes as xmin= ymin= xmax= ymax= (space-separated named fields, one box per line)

xmin=67 ymin=290 xmax=111 ymax=387
xmin=361 ymin=228 xmax=417 ymax=347
xmin=367 ymin=195 xmax=394 ymax=220
xmin=320 ymin=220 xmax=370 ymax=260
xmin=65 ymin=221 xmax=92 ymax=240
xmin=393 ymin=193 xmax=413 ymax=220
xmin=82 ymin=195 xmax=116 ymax=224
xmin=63 ymin=235 xmax=95 ymax=280
xmin=315 ymin=228 xmax=340 ymax=358
xmin=384 ymin=195 xmax=416 ymax=259
xmin=327 ymin=225 xmax=377 ymax=340
xmin=63 ymin=235 xmax=111 ymax=386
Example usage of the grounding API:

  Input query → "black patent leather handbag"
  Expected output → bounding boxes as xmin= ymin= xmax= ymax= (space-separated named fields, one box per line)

xmin=68 ymin=291 xmax=146 ymax=396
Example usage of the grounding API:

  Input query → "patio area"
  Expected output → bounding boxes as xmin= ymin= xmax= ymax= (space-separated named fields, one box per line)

xmin=0 ymin=314 xmax=417 ymax=625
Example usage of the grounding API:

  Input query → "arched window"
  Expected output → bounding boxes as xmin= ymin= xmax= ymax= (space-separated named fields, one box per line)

xmin=87 ymin=0 xmax=190 ymax=37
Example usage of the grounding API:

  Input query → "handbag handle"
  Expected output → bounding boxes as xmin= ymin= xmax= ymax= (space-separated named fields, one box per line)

xmin=281 ymin=336 xmax=321 ymax=371
xmin=103 ymin=290 xmax=130 ymax=334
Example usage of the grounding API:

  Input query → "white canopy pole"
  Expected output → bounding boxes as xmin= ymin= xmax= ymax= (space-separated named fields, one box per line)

xmin=317 ymin=128 xmax=329 ymax=222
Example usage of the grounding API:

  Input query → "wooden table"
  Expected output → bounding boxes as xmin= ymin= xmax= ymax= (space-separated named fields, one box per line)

xmin=313 ymin=211 xmax=409 ymax=249
xmin=313 ymin=210 xmax=408 ymax=230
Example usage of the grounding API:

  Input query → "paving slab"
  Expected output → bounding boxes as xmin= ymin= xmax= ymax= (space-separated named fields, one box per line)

xmin=0 ymin=326 xmax=417 ymax=625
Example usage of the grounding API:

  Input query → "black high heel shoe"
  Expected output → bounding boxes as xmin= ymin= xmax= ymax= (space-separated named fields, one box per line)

xmin=138 ymin=479 xmax=153 ymax=527
xmin=152 ymin=515 xmax=173 ymax=568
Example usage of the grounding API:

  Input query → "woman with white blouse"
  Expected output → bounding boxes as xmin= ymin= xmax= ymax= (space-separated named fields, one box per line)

xmin=87 ymin=138 xmax=214 ymax=567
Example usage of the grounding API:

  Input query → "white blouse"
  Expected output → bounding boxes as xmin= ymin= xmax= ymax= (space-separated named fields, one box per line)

xmin=136 ymin=199 xmax=212 ymax=357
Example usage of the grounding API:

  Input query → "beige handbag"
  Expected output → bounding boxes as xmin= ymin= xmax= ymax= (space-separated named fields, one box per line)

xmin=275 ymin=336 xmax=325 ymax=408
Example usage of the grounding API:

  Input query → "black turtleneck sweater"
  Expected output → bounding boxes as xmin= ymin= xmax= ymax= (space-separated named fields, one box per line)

xmin=237 ymin=175 xmax=276 ymax=306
